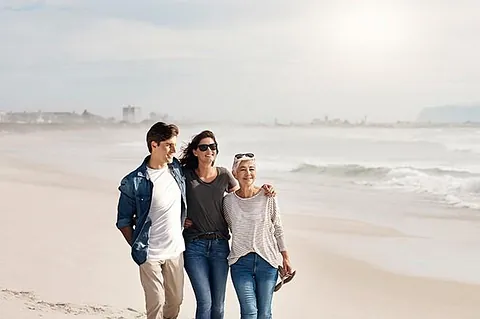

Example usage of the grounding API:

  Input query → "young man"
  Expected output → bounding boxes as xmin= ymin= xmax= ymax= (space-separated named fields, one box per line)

xmin=116 ymin=122 xmax=187 ymax=319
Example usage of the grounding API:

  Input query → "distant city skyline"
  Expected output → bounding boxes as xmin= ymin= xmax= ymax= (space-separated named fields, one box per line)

xmin=1 ymin=0 xmax=480 ymax=123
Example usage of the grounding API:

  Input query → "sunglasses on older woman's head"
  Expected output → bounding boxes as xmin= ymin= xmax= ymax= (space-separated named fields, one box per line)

xmin=198 ymin=143 xmax=217 ymax=152
xmin=234 ymin=153 xmax=255 ymax=159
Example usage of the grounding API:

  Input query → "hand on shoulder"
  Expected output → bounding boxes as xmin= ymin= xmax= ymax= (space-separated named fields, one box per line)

xmin=261 ymin=184 xmax=276 ymax=197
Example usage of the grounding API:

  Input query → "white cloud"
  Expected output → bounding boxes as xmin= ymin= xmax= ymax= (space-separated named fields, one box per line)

xmin=64 ymin=12 xmax=305 ymax=63
xmin=1 ymin=0 xmax=75 ymax=9
xmin=2 ymin=0 xmax=41 ymax=8
xmin=66 ymin=19 xmax=197 ymax=62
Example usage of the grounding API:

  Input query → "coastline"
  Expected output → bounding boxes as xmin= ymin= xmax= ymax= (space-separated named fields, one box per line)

xmin=2 ymin=120 xmax=480 ymax=136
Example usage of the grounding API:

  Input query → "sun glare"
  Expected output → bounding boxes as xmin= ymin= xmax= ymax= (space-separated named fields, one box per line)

xmin=325 ymin=6 xmax=412 ymax=53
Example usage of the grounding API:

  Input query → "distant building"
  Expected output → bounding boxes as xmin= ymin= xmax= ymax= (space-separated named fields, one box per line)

xmin=122 ymin=105 xmax=141 ymax=123
xmin=4 ymin=111 xmax=82 ymax=124
xmin=1 ymin=110 xmax=108 ymax=124
xmin=148 ymin=112 xmax=169 ymax=122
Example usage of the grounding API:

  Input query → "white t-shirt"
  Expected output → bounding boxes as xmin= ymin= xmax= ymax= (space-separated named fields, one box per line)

xmin=146 ymin=166 xmax=185 ymax=261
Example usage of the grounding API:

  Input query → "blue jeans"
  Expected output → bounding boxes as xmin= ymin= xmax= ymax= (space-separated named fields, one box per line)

xmin=184 ymin=239 xmax=230 ymax=319
xmin=230 ymin=253 xmax=279 ymax=319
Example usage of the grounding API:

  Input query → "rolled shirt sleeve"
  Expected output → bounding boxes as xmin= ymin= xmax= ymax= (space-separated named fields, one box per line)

xmin=116 ymin=177 xmax=136 ymax=229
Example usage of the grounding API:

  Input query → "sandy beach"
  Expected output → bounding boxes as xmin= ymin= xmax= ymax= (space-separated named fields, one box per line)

xmin=2 ymin=147 xmax=480 ymax=319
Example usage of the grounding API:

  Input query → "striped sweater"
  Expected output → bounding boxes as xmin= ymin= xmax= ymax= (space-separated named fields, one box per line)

xmin=223 ymin=191 xmax=286 ymax=268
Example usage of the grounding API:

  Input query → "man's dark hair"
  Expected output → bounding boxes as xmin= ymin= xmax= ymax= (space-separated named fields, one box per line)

xmin=146 ymin=122 xmax=179 ymax=153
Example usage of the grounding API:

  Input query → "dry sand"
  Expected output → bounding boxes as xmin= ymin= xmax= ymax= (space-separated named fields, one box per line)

xmin=1 ymin=157 xmax=480 ymax=319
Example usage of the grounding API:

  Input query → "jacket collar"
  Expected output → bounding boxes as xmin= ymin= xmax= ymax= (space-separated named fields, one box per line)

xmin=136 ymin=155 xmax=178 ymax=179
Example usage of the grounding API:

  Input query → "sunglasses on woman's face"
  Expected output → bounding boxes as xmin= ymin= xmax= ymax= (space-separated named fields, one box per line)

xmin=234 ymin=153 xmax=255 ymax=159
xmin=198 ymin=143 xmax=217 ymax=152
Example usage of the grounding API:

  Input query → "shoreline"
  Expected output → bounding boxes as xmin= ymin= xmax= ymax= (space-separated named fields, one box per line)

xmin=2 ymin=121 xmax=480 ymax=135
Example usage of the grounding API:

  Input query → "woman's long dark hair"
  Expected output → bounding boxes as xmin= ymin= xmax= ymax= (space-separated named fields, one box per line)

xmin=179 ymin=130 xmax=219 ymax=169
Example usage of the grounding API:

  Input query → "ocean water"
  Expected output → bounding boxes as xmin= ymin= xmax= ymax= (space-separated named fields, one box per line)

xmin=2 ymin=124 xmax=480 ymax=284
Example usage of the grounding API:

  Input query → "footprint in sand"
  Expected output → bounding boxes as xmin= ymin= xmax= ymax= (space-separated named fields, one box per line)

xmin=0 ymin=288 xmax=144 ymax=318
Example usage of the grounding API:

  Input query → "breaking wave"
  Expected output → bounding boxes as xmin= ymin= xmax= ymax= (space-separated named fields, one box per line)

xmin=290 ymin=163 xmax=480 ymax=209
xmin=291 ymin=163 xmax=477 ymax=179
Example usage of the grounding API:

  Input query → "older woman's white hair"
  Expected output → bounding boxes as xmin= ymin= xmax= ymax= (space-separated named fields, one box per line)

xmin=231 ymin=152 xmax=255 ymax=172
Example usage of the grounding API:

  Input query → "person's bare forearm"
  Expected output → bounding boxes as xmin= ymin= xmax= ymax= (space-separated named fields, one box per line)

xmin=119 ymin=226 xmax=133 ymax=246
xmin=281 ymin=250 xmax=290 ymax=260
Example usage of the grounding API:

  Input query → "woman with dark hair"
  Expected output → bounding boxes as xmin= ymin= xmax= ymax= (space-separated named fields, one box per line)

xmin=179 ymin=130 xmax=237 ymax=319
xmin=179 ymin=130 xmax=274 ymax=319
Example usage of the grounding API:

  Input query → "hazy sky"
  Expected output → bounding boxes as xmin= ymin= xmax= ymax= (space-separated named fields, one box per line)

xmin=1 ymin=0 xmax=479 ymax=122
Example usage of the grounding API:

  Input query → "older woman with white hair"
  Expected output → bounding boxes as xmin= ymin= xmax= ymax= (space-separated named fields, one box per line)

xmin=223 ymin=153 xmax=295 ymax=319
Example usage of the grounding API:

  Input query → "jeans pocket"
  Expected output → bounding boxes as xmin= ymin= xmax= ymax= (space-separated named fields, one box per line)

xmin=214 ymin=240 xmax=230 ymax=258
xmin=185 ymin=240 xmax=204 ymax=256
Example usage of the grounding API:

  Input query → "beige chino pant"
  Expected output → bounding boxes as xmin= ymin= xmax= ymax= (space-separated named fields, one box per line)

xmin=139 ymin=254 xmax=184 ymax=319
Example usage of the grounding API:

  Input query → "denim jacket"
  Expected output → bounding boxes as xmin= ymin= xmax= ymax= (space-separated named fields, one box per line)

xmin=116 ymin=156 xmax=187 ymax=265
